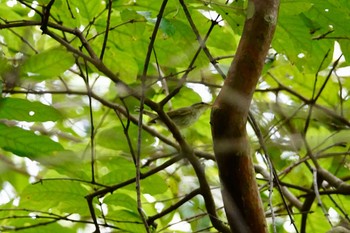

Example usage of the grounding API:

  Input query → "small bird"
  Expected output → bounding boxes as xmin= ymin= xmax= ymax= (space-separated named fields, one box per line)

xmin=137 ymin=102 xmax=211 ymax=128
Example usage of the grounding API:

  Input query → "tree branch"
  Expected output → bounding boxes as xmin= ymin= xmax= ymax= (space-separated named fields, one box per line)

xmin=211 ymin=1 xmax=280 ymax=232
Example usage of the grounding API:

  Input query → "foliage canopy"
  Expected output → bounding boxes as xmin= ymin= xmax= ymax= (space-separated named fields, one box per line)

xmin=0 ymin=0 xmax=349 ymax=232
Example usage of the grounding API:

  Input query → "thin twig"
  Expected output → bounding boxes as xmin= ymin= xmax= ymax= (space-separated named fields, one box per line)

xmin=40 ymin=0 xmax=55 ymax=33
xmin=180 ymin=1 xmax=226 ymax=79
xmin=312 ymin=168 xmax=332 ymax=226
xmin=137 ymin=0 xmax=169 ymax=231
xmin=159 ymin=0 xmax=220 ymax=106
xmin=100 ymin=0 xmax=112 ymax=60
xmin=248 ymin=112 xmax=299 ymax=232
xmin=147 ymin=188 xmax=201 ymax=225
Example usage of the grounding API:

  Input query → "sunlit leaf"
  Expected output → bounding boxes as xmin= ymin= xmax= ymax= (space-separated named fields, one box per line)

xmin=72 ymin=0 xmax=104 ymax=22
xmin=20 ymin=180 xmax=90 ymax=215
xmin=97 ymin=124 xmax=155 ymax=153
xmin=104 ymin=193 xmax=137 ymax=212
xmin=0 ymin=98 xmax=62 ymax=122
xmin=106 ymin=210 xmax=146 ymax=233
xmin=21 ymin=47 xmax=74 ymax=81
xmin=141 ymin=173 xmax=168 ymax=195
xmin=0 ymin=124 xmax=64 ymax=158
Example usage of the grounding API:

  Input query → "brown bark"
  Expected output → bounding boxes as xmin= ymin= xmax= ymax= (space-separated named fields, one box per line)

xmin=210 ymin=1 xmax=280 ymax=232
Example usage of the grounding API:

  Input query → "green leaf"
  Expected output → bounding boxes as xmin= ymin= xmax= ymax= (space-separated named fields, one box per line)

xmin=21 ymin=47 xmax=74 ymax=81
xmin=106 ymin=209 xmax=146 ymax=233
xmin=0 ymin=3 xmax=32 ymax=20
xmin=72 ymin=0 xmax=104 ymax=22
xmin=141 ymin=173 xmax=168 ymax=195
xmin=339 ymin=40 xmax=350 ymax=65
xmin=36 ymin=0 xmax=53 ymax=4
xmin=299 ymin=12 xmax=321 ymax=35
xmin=20 ymin=180 xmax=90 ymax=215
xmin=103 ymin=49 xmax=139 ymax=84
xmin=2 ymin=217 xmax=77 ymax=233
xmin=160 ymin=18 xmax=176 ymax=37
xmin=0 ymin=28 xmax=31 ymax=57
xmin=275 ymin=16 xmax=333 ymax=72
xmin=0 ymin=124 xmax=64 ymax=158
xmin=170 ymin=86 xmax=203 ymax=107
xmin=0 ymin=98 xmax=62 ymax=122
xmin=104 ymin=193 xmax=137 ymax=212
xmin=279 ymin=1 xmax=313 ymax=16
xmin=0 ymin=56 xmax=9 ymax=75
xmin=39 ymin=150 xmax=91 ymax=180
xmin=99 ymin=168 xmax=135 ymax=186
xmin=50 ymin=0 xmax=81 ymax=27
xmin=120 ymin=9 xmax=146 ymax=22
xmin=306 ymin=126 xmax=331 ymax=149
xmin=211 ymin=2 xmax=245 ymax=34
xmin=97 ymin=124 xmax=155 ymax=153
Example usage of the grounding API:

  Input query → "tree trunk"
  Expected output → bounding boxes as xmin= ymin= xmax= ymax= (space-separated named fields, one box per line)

xmin=210 ymin=1 xmax=280 ymax=232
